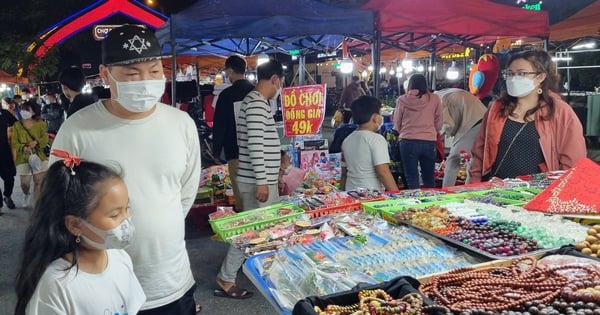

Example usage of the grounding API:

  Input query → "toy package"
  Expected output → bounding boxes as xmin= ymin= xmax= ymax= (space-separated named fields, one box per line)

xmin=200 ymin=164 xmax=230 ymax=187
xmin=298 ymin=149 xmax=330 ymax=171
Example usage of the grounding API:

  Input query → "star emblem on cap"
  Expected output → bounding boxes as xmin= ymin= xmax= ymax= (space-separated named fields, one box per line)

xmin=122 ymin=35 xmax=151 ymax=54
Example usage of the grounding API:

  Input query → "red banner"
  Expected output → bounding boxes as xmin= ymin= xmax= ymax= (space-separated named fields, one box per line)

xmin=282 ymin=84 xmax=326 ymax=137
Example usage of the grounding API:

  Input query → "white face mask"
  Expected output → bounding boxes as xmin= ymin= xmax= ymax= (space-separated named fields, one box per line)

xmin=377 ymin=115 xmax=384 ymax=131
xmin=506 ymin=76 xmax=536 ymax=98
xmin=20 ymin=110 xmax=33 ymax=120
xmin=80 ymin=217 xmax=135 ymax=250
xmin=107 ymin=70 xmax=165 ymax=113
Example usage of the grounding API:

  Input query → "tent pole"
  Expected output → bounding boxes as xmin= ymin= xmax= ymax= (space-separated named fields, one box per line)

xmin=195 ymin=56 xmax=201 ymax=98
xmin=170 ymin=20 xmax=177 ymax=107
xmin=373 ymin=29 xmax=381 ymax=98
xmin=299 ymin=55 xmax=306 ymax=86
xmin=430 ymin=42 xmax=436 ymax=90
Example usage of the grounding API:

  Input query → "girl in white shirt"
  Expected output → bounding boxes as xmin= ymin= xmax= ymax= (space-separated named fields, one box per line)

xmin=15 ymin=150 xmax=145 ymax=315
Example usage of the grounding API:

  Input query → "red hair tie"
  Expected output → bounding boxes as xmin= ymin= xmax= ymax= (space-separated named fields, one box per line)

xmin=51 ymin=149 xmax=81 ymax=175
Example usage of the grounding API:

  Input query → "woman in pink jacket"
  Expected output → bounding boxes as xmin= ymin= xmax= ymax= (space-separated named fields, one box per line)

xmin=469 ymin=50 xmax=587 ymax=182
xmin=393 ymin=74 xmax=443 ymax=188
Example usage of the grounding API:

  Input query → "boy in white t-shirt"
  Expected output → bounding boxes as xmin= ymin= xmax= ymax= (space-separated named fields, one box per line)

xmin=341 ymin=96 xmax=398 ymax=192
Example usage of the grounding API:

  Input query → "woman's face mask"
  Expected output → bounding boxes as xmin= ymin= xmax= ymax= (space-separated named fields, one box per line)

xmin=506 ymin=76 xmax=537 ymax=98
xmin=20 ymin=110 xmax=33 ymax=120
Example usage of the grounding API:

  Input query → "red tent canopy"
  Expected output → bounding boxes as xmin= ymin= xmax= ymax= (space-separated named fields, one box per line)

xmin=550 ymin=0 xmax=600 ymax=41
xmin=362 ymin=0 xmax=549 ymax=38
xmin=0 ymin=70 xmax=28 ymax=85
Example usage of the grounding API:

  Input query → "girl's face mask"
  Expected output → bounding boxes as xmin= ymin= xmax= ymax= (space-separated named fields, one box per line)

xmin=80 ymin=217 xmax=135 ymax=250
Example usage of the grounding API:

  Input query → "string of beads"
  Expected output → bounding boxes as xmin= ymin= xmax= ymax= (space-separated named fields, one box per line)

xmin=420 ymin=257 xmax=600 ymax=312
xmin=314 ymin=290 xmax=451 ymax=315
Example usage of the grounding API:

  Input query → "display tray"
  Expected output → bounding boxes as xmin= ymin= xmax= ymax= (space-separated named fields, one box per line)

xmin=304 ymin=202 xmax=362 ymax=218
xmin=244 ymin=252 xmax=288 ymax=315
xmin=209 ymin=203 xmax=303 ymax=239
xmin=243 ymin=224 xmax=490 ymax=315
xmin=395 ymin=220 xmax=555 ymax=261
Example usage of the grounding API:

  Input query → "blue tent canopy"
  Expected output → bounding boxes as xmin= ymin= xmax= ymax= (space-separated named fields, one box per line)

xmin=156 ymin=0 xmax=374 ymax=56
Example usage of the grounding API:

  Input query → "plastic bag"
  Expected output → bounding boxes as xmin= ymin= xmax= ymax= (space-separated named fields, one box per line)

xmin=330 ymin=110 xmax=343 ymax=129
xmin=28 ymin=153 xmax=43 ymax=172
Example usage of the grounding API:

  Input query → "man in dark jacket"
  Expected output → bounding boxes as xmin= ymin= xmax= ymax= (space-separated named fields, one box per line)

xmin=40 ymin=92 xmax=65 ymax=133
xmin=58 ymin=66 xmax=98 ymax=117
xmin=0 ymin=108 xmax=17 ymax=211
xmin=212 ymin=55 xmax=255 ymax=211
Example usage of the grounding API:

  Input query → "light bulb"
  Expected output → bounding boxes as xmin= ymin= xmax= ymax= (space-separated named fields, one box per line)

xmin=257 ymin=53 xmax=269 ymax=66
xmin=446 ymin=61 xmax=459 ymax=80
xmin=340 ymin=58 xmax=353 ymax=74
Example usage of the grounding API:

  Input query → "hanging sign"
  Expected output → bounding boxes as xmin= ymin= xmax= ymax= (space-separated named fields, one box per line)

xmin=92 ymin=24 xmax=145 ymax=41
xmin=282 ymin=84 xmax=326 ymax=137
xmin=441 ymin=48 xmax=472 ymax=60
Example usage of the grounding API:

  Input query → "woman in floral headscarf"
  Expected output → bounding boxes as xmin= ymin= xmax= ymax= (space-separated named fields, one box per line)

xmin=436 ymin=89 xmax=487 ymax=187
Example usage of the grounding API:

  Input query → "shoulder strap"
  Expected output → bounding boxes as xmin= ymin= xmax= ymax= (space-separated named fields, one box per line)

xmin=19 ymin=121 xmax=38 ymax=142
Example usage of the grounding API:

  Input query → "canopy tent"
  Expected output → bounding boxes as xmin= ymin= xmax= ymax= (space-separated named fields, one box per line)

xmin=155 ymin=0 xmax=374 ymax=56
xmin=363 ymin=0 xmax=549 ymax=38
xmin=352 ymin=0 xmax=549 ymax=54
xmin=549 ymin=0 xmax=600 ymax=42
xmin=157 ymin=0 xmax=550 ymax=57
xmin=156 ymin=0 xmax=550 ymax=98
xmin=352 ymin=0 xmax=549 ymax=94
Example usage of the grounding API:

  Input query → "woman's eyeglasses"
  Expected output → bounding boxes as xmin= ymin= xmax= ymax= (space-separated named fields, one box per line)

xmin=502 ymin=70 xmax=540 ymax=79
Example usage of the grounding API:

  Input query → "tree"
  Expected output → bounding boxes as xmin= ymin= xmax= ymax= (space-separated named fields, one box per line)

xmin=0 ymin=0 xmax=93 ymax=82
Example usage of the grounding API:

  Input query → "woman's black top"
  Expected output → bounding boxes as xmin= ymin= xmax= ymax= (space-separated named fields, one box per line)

xmin=491 ymin=119 xmax=545 ymax=179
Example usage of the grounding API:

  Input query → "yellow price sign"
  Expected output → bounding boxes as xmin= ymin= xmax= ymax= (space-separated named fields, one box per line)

xmin=291 ymin=120 xmax=314 ymax=135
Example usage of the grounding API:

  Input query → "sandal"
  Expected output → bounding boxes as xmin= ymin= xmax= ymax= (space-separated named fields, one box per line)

xmin=213 ymin=286 xmax=254 ymax=299
xmin=3 ymin=196 xmax=15 ymax=209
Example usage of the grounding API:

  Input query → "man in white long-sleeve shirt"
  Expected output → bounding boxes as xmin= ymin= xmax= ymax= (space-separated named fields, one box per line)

xmin=49 ymin=25 xmax=201 ymax=314
xmin=214 ymin=60 xmax=283 ymax=299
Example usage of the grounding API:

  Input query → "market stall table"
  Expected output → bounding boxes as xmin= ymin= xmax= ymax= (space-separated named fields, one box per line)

xmin=209 ymin=174 xmax=593 ymax=314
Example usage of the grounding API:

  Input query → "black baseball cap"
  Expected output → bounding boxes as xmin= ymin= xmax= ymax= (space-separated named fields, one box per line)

xmin=101 ymin=25 xmax=167 ymax=66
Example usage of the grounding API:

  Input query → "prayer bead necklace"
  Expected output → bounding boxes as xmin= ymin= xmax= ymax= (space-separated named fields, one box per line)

xmin=421 ymin=257 xmax=600 ymax=312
